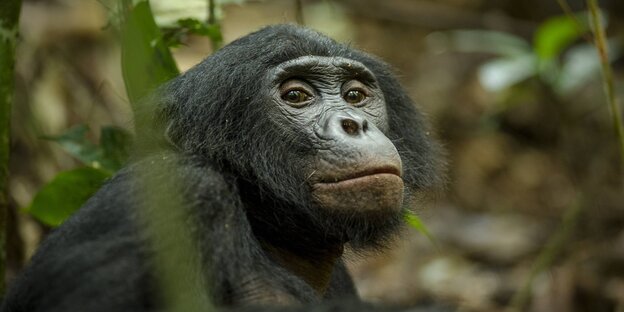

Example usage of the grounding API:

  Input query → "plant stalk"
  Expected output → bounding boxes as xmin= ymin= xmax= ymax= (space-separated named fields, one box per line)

xmin=508 ymin=197 xmax=583 ymax=312
xmin=0 ymin=0 xmax=22 ymax=294
xmin=587 ymin=0 xmax=624 ymax=168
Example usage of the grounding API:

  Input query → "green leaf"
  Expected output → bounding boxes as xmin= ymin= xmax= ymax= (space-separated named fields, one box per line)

xmin=405 ymin=211 xmax=437 ymax=246
xmin=177 ymin=18 xmax=222 ymax=43
xmin=100 ymin=126 xmax=133 ymax=172
xmin=27 ymin=167 xmax=111 ymax=227
xmin=44 ymin=125 xmax=103 ymax=168
xmin=176 ymin=18 xmax=206 ymax=33
xmin=534 ymin=14 xmax=589 ymax=61
xmin=161 ymin=27 xmax=187 ymax=48
xmin=121 ymin=0 xmax=179 ymax=106
xmin=204 ymin=23 xmax=223 ymax=47
xmin=45 ymin=125 xmax=133 ymax=173
xmin=162 ymin=18 xmax=223 ymax=49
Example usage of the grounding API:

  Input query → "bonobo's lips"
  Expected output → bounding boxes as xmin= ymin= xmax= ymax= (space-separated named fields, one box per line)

xmin=316 ymin=166 xmax=402 ymax=183
xmin=311 ymin=166 xmax=404 ymax=213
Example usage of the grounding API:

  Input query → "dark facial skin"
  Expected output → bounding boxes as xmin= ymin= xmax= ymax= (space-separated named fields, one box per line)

xmin=268 ymin=56 xmax=404 ymax=215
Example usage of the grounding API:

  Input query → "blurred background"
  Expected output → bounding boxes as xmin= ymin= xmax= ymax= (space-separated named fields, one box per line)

xmin=5 ymin=0 xmax=624 ymax=311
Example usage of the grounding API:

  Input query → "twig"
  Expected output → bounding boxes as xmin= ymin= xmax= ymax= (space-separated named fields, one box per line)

xmin=207 ymin=0 xmax=222 ymax=50
xmin=208 ymin=0 xmax=216 ymax=25
xmin=295 ymin=0 xmax=305 ymax=25
xmin=586 ymin=0 xmax=624 ymax=168
xmin=507 ymin=196 xmax=583 ymax=312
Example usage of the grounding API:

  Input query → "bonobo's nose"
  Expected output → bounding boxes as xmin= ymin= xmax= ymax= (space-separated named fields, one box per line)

xmin=321 ymin=110 xmax=370 ymax=139
xmin=340 ymin=115 xmax=368 ymax=136
xmin=315 ymin=108 xmax=403 ymax=178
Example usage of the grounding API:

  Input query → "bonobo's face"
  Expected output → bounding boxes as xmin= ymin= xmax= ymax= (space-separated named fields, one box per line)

xmin=268 ymin=56 xmax=404 ymax=214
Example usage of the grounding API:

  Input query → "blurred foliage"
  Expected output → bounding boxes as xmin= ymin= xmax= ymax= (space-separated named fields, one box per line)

xmin=26 ymin=0 xmax=181 ymax=226
xmin=123 ymin=2 xmax=214 ymax=311
xmin=27 ymin=168 xmax=110 ymax=227
xmin=430 ymin=12 xmax=619 ymax=96
xmin=534 ymin=14 xmax=589 ymax=61
xmin=162 ymin=18 xmax=223 ymax=48
xmin=405 ymin=211 xmax=436 ymax=246
xmin=22 ymin=0 xmax=229 ymax=237
xmin=149 ymin=0 xmax=244 ymax=26
xmin=44 ymin=125 xmax=132 ymax=173
xmin=27 ymin=125 xmax=132 ymax=226
xmin=121 ymin=0 xmax=179 ymax=105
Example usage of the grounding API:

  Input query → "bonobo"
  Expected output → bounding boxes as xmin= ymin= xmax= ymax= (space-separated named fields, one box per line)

xmin=2 ymin=24 xmax=442 ymax=311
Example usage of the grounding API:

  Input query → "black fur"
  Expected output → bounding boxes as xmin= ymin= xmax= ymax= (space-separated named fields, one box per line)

xmin=2 ymin=25 xmax=442 ymax=311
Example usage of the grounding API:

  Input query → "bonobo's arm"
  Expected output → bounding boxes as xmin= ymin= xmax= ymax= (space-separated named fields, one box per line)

xmin=1 ymin=153 xmax=355 ymax=312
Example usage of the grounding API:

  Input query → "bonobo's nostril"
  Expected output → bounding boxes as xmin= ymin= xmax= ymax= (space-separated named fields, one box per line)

xmin=341 ymin=119 xmax=359 ymax=135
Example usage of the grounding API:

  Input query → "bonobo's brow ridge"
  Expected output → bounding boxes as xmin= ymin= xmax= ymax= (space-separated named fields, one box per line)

xmin=270 ymin=55 xmax=377 ymax=85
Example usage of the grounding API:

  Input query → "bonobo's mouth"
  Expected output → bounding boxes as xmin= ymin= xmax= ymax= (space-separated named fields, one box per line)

xmin=311 ymin=166 xmax=404 ymax=213
xmin=316 ymin=166 xmax=402 ymax=184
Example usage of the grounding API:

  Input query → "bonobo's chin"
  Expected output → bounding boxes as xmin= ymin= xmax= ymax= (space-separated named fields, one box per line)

xmin=311 ymin=173 xmax=405 ymax=214
xmin=309 ymin=173 xmax=405 ymax=249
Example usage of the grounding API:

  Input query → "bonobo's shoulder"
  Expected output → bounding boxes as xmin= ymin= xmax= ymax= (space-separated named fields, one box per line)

xmin=122 ymin=152 xmax=228 ymax=183
xmin=116 ymin=152 xmax=235 ymax=200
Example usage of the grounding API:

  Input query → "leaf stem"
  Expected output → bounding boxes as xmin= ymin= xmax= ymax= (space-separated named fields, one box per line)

xmin=587 ymin=0 xmax=624 ymax=168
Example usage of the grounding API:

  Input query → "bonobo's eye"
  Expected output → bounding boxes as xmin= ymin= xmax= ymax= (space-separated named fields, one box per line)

xmin=342 ymin=80 xmax=371 ymax=106
xmin=282 ymin=90 xmax=310 ymax=104
xmin=279 ymin=79 xmax=314 ymax=106
xmin=344 ymin=90 xmax=366 ymax=104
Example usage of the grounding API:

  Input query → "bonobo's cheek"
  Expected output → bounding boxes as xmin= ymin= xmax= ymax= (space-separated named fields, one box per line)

xmin=311 ymin=174 xmax=404 ymax=213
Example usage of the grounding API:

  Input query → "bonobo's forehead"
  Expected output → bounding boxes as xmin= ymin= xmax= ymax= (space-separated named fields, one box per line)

xmin=269 ymin=56 xmax=377 ymax=84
